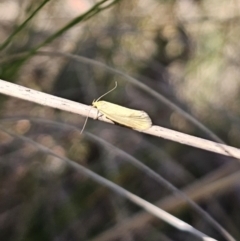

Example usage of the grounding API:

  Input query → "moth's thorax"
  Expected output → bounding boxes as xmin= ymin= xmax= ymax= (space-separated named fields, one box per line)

xmin=92 ymin=101 xmax=108 ymax=108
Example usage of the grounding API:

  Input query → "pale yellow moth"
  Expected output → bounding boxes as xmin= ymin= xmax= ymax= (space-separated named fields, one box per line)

xmin=92 ymin=82 xmax=152 ymax=131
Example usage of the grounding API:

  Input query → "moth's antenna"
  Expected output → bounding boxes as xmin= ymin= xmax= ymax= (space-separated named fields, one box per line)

xmin=80 ymin=106 xmax=92 ymax=134
xmin=95 ymin=81 xmax=117 ymax=102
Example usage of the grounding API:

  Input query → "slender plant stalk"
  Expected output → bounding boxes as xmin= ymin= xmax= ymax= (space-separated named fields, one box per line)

xmin=0 ymin=0 xmax=51 ymax=52
xmin=0 ymin=78 xmax=240 ymax=160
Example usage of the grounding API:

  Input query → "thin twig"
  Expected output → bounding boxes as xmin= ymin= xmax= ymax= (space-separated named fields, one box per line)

xmin=0 ymin=79 xmax=240 ymax=159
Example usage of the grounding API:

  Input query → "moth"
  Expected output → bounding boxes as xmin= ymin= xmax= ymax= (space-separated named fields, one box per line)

xmin=92 ymin=82 xmax=152 ymax=131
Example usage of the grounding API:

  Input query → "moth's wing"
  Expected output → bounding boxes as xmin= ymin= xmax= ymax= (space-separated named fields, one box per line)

xmin=93 ymin=101 xmax=132 ymax=115
xmin=112 ymin=110 xmax=152 ymax=130
xmin=94 ymin=101 xmax=152 ymax=130
xmin=107 ymin=111 xmax=152 ymax=130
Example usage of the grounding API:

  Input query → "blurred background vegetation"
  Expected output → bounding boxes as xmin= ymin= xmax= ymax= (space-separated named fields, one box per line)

xmin=0 ymin=0 xmax=240 ymax=240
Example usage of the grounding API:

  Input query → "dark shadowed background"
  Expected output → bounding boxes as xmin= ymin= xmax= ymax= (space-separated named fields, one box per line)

xmin=0 ymin=0 xmax=240 ymax=240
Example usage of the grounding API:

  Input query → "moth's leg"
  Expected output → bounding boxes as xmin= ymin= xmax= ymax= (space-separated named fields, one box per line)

xmin=91 ymin=107 xmax=102 ymax=120
xmin=95 ymin=109 xmax=104 ymax=119
xmin=97 ymin=113 xmax=116 ymax=125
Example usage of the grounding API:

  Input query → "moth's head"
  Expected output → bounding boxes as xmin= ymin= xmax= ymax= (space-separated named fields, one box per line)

xmin=92 ymin=100 xmax=98 ymax=107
